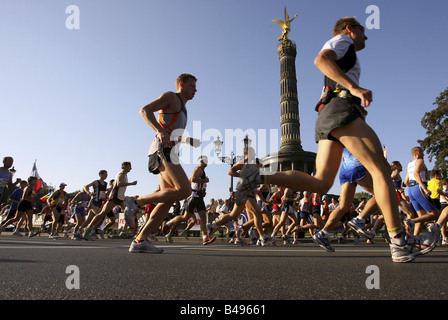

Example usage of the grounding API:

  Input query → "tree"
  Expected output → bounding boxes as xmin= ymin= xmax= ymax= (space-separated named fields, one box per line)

xmin=418 ymin=87 xmax=448 ymax=177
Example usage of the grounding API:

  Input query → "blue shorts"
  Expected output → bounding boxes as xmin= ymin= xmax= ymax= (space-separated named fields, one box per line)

xmin=339 ymin=165 xmax=366 ymax=185
xmin=74 ymin=206 xmax=86 ymax=216
xmin=300 ymin=211 xmax=311 ymax=220
xmin=408 ymin=183 xmax=437 ymax=212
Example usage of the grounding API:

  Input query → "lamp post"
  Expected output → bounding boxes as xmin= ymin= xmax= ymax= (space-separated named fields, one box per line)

xmin=214 ymin=135 xmax=251 ymax=193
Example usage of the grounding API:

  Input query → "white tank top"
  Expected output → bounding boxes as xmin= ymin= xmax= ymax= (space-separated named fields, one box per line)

xmin=407 ymin=159 xmax=427 ymax=182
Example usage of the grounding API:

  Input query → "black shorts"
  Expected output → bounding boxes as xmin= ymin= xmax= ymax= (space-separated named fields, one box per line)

xmin=186 ymin=196 xmax=206 ymax=213
xmin=315 ymin=97 xmax=365 ymax=142
xmin=18 ymin=200 xmax=33 ymax=212
xmin=90 ymin=200 xmax=103 ymax=208
xmin=148 ymin=139 xmax=180 ymax=174
xmin=110 ymin=196 xmax=124 ymax=208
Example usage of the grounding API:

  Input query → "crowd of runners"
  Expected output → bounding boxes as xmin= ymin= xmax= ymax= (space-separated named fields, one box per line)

xmin=1 ymin=16 xmax=446 ymax=263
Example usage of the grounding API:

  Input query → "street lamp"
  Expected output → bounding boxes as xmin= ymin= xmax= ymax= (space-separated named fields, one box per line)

xmin=214 ymin=136 xmax=248 ymax=193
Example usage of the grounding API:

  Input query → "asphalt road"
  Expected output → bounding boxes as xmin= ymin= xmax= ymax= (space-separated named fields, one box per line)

xmin=1 ymin=233 xmax=448 ymax=303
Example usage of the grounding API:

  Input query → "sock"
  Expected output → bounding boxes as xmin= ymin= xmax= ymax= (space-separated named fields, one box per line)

xmin=388 ymin=226 xmax=405 ymax=246
xmin=321 ymin=229 xmax=329 ymax=236
xmin=356 ymin=217 xmax=365 ymax=223
xmin=135 ymin=233 xmax=147 ymax=243
xmin=202 ymin=235 xmax=208 ymax=240
xmin=136 ymin=197 xmax=145 ymax=207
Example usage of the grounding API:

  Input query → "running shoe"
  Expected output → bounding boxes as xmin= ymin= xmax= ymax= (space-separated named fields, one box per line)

xmin=348 ymin=218 xmax=374 ymax=240
xmin=208 ymin=223 xmax=218 ymax=236
xmin=179 ymin=230 xmax=189 ymax=240
xmin=12 ymin=230 xmax=23 ymax=237
xmin=82 ymin=228 xmax=91 ymax=240
xmin=88 ymin=232 xmax=98 ymax=241
xmin=129 ymin=239 xmax=163 ymax=253
xmin=259 ymin=238 xmax=273 ymax=247
xmin=313 ymin=231 xmax=334 ymax=252
xmin=235 ymin=164 xmax=260 ymax=206
xmin=390 ymin=227 xmax=437 ymax=263
xmin=28 ymin=230 xmax=38 ymax=237
xmin=202 ymin=236 xmax=216 ymax=245
xmin=165 ymin=233 xmax=173 ymax=243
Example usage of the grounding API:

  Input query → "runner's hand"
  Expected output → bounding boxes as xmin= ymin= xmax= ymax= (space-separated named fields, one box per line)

xmin=157 ymin=130 xmax=171 ymax=147
xmin=350 ymin=87 xmax=372 ymax=107
xmin=190 ymin=138 xmax=201 ymax=148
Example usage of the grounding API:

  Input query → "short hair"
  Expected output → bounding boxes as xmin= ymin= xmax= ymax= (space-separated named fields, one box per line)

xmin=27 ymin=176 xmax=38 ymax=183
xmin=411 ymin=146 xmax=422 ymax=156
xmin=333 ymin=17 xmax=361 ymax=37
xmin=390 ymin=161 xmax=402 ymax=170
xmin=121 ymin=161 xmax=131 ymax=168
xmin=431 ymin=169 xmax=441 ymax=178
xmin=99 ymin=170 xmax=107 ymax=175
xmin=176 ymin=73 xmax=197 ymax=91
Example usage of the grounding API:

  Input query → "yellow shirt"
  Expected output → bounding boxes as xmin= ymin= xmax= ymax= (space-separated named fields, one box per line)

xmin=427 ymin=178 xmax=442 ymax=199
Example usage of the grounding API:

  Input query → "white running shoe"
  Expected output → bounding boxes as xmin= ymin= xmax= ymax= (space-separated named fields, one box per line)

xmin=129 ymin=239 xmax=164 ymax=253
xmin=390 ymin=228 xmax=437 ymax=263
xmin=313 ymin=231 xmax=334 ymax=252
xmin=348 ymin=218 xmax=373 ymax=240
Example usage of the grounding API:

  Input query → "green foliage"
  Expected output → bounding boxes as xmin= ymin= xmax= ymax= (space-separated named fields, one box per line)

xmin=354 ymin=191 xmax=372 ymax=202
xmin=418 ymin=87 xmax=448 ymax=177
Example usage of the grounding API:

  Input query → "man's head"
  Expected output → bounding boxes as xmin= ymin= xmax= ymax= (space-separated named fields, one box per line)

xmin=198 ymin=155 xmax=208 ymax=167
xmin=2 ymin=156 xmax=13 ymax=169
xmin=99 ymin=170 xmax=108 ymax=179
xmin=391 ymin=161 xmax=402 ymax=171
xmin=28 ymin=176 xmax=38 ymax=187
xmin=122 ymin=161 xmax=132 ymax=172
xmin=333 ymin=17 xmax=367 ymax=51
xmin=411 ymin=146 xmax=423 ymax=158
xmin=431 ymin=169 xmax=441 ymax=179
xmin=176 ymin=73 xmax=197 ymax=100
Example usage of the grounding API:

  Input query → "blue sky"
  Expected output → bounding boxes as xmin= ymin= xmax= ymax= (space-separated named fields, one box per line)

xmin=1 ymin=0 xmax=447 ymax=203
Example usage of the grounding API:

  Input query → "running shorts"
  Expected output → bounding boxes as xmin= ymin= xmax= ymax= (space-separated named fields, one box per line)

xmin=315 ymin=97 xmax=365 ymax=142
xmin=408 ymin=184 xmax=437 ymax=212
xmin=339 ymin=164 xmax=367 ymax=185
xmin=185 ymin=195 xmax=206 ymax=213
xmin=17 ymin=200 xmax=33 ymax=212
xmin=148 ymin=139 xmax=180 ymax=174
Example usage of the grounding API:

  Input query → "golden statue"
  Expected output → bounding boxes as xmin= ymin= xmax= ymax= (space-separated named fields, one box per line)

xmin=272 ymin=7 xmax=298 ymax=41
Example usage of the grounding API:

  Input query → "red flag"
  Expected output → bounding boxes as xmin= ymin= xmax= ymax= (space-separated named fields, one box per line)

xmin=31 ymin=160 xmax=47 ymax=193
